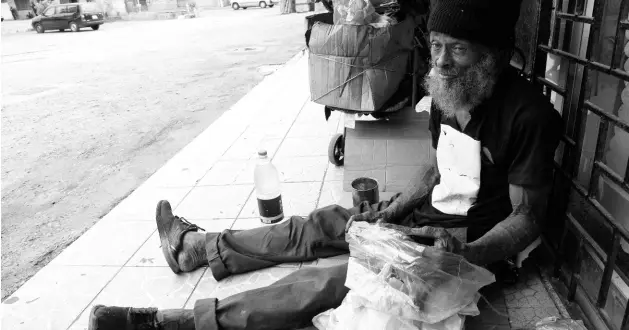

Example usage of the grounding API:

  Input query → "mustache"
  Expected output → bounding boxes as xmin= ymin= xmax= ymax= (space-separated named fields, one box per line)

xmin=429 ymin=65 xmax=459 ymax=77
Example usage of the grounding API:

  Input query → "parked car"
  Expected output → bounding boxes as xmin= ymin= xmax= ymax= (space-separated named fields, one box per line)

xmin=230 ymin=0 xmax=275 ymax=10
xmin=31 ymin=3 xmax=105 ymax=33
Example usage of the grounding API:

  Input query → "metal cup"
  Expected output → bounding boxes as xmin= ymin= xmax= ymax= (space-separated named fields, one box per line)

xmin=351 ymin=177 xmax=380 ymax=207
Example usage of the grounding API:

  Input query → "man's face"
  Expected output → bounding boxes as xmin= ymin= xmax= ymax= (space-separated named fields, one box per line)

xmin=424 ymin=32 xmax=500 ymax=118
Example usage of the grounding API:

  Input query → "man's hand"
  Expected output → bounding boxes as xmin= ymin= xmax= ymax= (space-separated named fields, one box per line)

xmin=345 ymin=211 xmax=387 ymax=232
xmin=408 ymin=226 xmax=467 ymax=254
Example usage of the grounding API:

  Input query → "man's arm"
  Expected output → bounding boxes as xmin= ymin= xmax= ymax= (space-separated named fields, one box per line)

xmin=459 ymin=184 xmax=549 ymax=266
xmin=345 ymin=152 xmax=440 ymax=232
xmin=381 ymin=155 xmax=440 ymax=223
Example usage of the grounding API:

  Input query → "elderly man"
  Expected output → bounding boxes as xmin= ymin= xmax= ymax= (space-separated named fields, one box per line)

xmin=89 ymin=0 xmax=562 ymax=329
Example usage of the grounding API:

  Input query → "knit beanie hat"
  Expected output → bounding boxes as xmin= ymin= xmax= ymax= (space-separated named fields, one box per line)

xmin=427 ymin=0 xmax=523 ymax=49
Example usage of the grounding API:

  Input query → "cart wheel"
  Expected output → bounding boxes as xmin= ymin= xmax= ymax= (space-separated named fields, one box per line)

xmin=328 ymin=133 xmax=344 ymax=166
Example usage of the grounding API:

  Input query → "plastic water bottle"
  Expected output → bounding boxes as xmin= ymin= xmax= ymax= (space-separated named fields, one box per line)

xmin=254 ymin=150 xmax=284 ymax=224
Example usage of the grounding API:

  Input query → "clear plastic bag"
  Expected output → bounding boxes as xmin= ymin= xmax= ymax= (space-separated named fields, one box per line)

xmin=535 ymin=317 xmax=588 ymax=330
xmin=332 ymin=0 xmax=396 ymax=27
xmin=345 ymin=222 xmax=495 ymax=324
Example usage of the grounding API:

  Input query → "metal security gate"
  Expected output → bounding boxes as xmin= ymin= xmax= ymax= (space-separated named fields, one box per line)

xmin=524 ymin=0 xmax=629 ymax=329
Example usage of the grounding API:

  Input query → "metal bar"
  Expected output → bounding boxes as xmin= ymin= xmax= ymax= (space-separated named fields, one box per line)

xmin=587 ymin=119 xmax=610 ymax=197
xmin=594 ymin=160 xmax=629 ymax=195
xmin=610 ymin=1 xmax=629 ymax=69
xmin=555 ymin=218 xmax=570 ymax=277
xmin=590 ymin=60 xmax=629 ymax=82
xmin=538 ymin=45 xmax=629 ymax=82
xmin=597 ymin=230 xmax=620 ymax=307
xmin=626 ymin=157 xmax=629 ymax=184
xmin=569 ymin=237 xmax=584 ymax=301
xmin=623 ymin=298 xmax=629 ymax=330
xmin=556 ymin=11 xmax=595 ymax=24
xmin=536 ymin=76 xmax=567 ymax=95
xmin=583 ymin=100 xmax=629 ymax=131
xmin=562 ymin=134 xmax=577 ymax=147
xmin=567 ymin=212 xmax=608 ymax=264
xmin=549 ymin=0 xmax=561 ymax=48
xmin=553 ymin=162 xmax=629 ymax=242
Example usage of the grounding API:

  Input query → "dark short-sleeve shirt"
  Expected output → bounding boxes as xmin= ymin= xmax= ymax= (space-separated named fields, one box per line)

xmin=413 ymin=68 xmax=563 ymax=232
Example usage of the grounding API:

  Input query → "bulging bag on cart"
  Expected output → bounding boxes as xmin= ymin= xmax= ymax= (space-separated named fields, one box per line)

xmin=307 ymin=18 xmax=414 ymax=112
xmin=312 ymin=222 xmax=495 ymax=330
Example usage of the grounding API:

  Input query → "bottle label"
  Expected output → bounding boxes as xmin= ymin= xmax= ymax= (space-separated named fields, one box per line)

xmin=257 ymin=195 xmax=284 ymax=224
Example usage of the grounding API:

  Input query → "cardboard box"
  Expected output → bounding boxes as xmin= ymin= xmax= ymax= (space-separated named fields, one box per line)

xmin=307 ymin=18 xmax=415 ymax=112
xmin=342 ymin=106 xmax=433 ymax=192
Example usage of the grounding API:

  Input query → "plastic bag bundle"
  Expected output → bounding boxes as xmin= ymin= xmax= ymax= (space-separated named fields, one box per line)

xmin=313 ymin=222 xmax=495 ymax=330
xmin=535 ymin=317 xmax=588 ymax=330
xmin=332 ymin=0 xmax=398 ymax=27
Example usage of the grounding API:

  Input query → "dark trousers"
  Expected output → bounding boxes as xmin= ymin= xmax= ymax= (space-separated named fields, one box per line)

xmin=193 ymin=198 xmax=398 ymax=330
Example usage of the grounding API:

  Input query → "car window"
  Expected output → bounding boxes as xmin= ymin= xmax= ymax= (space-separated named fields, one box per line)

xmin=67 ymin=5 xmax=78 ymax=13
xmin=43 ymin=6 xmax=56 ymax=15
xmin=57 ymin=6 xmax=67 ymax=14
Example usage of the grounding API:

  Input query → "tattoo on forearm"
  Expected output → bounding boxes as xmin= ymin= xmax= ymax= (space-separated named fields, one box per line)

xmin=384 ymin=162 xmax=440 ymax=223
xmin=461 ymin=185 xmax=548 ymax=266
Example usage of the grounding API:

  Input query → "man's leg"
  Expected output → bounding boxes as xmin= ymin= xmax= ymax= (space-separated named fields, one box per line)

xmin=89 ymin=260 xmax=349 ymax=330
xmin=194 ymin=264 xmax=348 ymax=330
xmin=157 ymin=195 xmax=398 ymax=280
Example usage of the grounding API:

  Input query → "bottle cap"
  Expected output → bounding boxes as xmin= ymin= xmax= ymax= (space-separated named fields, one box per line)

xmin=258 ymin=150 xmax=268 ymax=157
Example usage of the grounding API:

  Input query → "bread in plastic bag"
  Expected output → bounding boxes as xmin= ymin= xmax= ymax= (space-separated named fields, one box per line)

xmin=312 ymin=222 xmax=495 ymax=329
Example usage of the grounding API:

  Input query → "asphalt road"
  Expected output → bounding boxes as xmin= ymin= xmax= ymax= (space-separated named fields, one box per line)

xmin=1 ymin=8 xmax=311 ymax=299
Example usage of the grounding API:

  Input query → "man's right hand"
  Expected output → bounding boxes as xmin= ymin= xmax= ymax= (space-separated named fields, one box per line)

xmin=345 ymin=211 xmax=387 ymax=232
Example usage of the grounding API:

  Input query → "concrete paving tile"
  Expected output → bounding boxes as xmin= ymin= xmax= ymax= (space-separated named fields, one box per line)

xmin=274 ymin=156 xmax=329 ymax=182
xmin=222 ymin=137 xmax=283 ymax=161
xmin=240 ymin=182 xmax=321 ymax=218
xmin=274 ymin=137 xmax=329 ymax=159
xmin=2 ymin=265 xmax=119 ymax=330
xmin=127 ymin=220 xmax=235 ymax=267
xmin=184 ymin=268 xmax=219 ymax=309
xmin=51 ymin=220 xmax=155 ymax=266
xmin=104 ymin=186 xmax=192 ymax=221
xmin=143 ymin=155 xmax=217 ymax=188
xmin=206 ymin=266 xmax=299 ymax=300
xmin=286 ymin=121 xmax=337 ymax=138
xmin=175 ymin=185 xmax=253 ymax=219
xmin=324 ymin=163 xmax=345 ymax=182
xmin=295 ymin=102 xmax=327 ymax=125
xmin=240 ymin=122 xmax=293 ymax=141
xmin=69 ymin=267 xmax=206 ymax=330
xmin=197 ymin=160 xmax=257 ymax=186
xmin=508 ymin=306 xmax=561 ymax=329
xmin=317 ymin=181 xmax=353 ymax=209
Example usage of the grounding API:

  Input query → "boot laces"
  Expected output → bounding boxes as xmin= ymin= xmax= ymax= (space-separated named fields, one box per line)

xmin=175 ymin=216 xmax=206 ymax=232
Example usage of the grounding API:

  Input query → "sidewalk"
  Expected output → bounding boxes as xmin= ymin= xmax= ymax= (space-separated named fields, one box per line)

xmin=1 ymin=19 xmax=33 ymax=35
xmin=1 ymin=51 xmax=571 ymax=330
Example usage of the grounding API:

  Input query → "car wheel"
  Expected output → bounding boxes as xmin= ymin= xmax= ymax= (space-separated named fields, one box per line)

xmin=259 ymin=1 xmax=267 ymax=8
xmin=34 ymin=23 xmax=44 ymax=33
xmin=70 ymin=22 xmax=79 ymax=32
xmin=269 ymin=4 xmax=274 ymax=7
xmin=91 ymin=25 xmax=100 ymax=30
xmin=242 ymin=6 xmax=247 ymax=9
xmin=231 ymin=2 xmax=239 ymax=9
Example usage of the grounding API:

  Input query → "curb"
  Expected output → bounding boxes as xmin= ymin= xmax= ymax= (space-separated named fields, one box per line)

xmin=2 ymin=26 xmax=34 ymax=35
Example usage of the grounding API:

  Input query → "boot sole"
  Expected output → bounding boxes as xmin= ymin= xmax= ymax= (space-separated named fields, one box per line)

xmin=156 ymin=200 xmax=182 ymax=274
